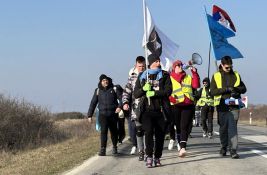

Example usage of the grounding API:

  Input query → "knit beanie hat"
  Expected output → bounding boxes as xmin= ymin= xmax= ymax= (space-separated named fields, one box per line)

xmin=148 ymin=54 xmax=160 ymax=65
xmin=99 ymin=74 xmax=108 ymax=81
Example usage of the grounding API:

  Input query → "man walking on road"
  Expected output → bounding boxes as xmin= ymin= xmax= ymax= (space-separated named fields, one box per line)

xmin=196 ymin=77 xmax=214 ymax=139
xmin=210 ymin=56 xmax=247 ymax=159
xmin=122 ymin=56 xmax=146 ymax=160
xmin=87 ymin=74 xmax=122 ymax=156
xmin=134 ymin=54 xmax=172 ymax=168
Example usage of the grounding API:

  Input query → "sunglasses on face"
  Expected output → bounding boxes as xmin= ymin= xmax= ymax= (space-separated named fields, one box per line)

xmin=224 ymin=65 xmax=233 ymax=70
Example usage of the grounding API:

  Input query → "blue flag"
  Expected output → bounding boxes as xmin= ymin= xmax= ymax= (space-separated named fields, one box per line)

xmin=206 ymin=14 xmax=243 ymax=60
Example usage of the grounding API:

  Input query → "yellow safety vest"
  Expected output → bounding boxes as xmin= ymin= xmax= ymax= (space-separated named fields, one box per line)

xmin=213 ymin=71 xmax=240 ymax=106
xmin=170 ymin=75 xmax=194 ymax=105
xmin=196 ymin=88 xmax=214 ymax=107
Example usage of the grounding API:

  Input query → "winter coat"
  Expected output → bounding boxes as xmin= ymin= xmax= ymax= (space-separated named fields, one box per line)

xmin=210 ymin=69 xmax=246 ymax=112
xmin=133 ymin=70 xmax=172 ymax=121
xmin=88 ymin=81 xmax=122 ymax=118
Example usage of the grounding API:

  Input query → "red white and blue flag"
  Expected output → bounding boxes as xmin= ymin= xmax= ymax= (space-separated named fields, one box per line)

xmin=206 ymin=5 xmax=243 ymax=60
xmin=212 ymin=5 xmax=236 ymax=32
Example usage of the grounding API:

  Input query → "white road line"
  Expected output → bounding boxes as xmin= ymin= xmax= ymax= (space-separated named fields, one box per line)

xmin=251 ymin=149 xmax=267 ymax=159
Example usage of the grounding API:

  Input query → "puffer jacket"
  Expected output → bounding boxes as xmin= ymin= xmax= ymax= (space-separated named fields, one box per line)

xmin=88 ymin=80 xmax=122 ymax=118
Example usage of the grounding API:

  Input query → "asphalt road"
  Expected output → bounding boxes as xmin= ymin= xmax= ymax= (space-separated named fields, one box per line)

xmin=63 ymin=123 xmax=267 ymax=175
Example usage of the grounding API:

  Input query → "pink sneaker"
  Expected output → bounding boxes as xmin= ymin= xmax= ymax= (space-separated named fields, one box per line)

xmin=146 ymin=157 xmax=153 ymax=168
xmin=154 ymin=158 xmax=162 ymax=167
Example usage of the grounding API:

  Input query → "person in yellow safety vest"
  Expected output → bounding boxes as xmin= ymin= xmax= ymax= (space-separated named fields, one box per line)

xmin=168 ymin=59 xmax=200 ymax=158
xmin=196 ymin=77 xmax=214 ymax=139
xmin=210 ymin=56 xmax=246 ymax=159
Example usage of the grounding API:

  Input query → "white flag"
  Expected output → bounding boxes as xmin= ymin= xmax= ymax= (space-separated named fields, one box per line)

xmin=142 ymin=2 xmax=179 ymax=71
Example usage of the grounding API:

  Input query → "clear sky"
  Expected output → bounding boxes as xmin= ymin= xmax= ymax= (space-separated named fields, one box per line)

xmin=0 ymin=0 xmax=266 ymax=112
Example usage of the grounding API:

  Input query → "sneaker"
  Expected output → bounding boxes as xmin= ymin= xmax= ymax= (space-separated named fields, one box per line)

xmin=168 ymin=139 xmax=175 ymax=150
xmin=146 ymin=157 xmax=153 ymax=168
xmin=203 ymin=132 xmax=207 ymax=138
xmin=219 ymin=147 xmax=227 ymax=157
xmin=178 ymin=148 xmax=186 ymax=157
xmin=112 ymin=147 xmax=118 ymax=155
xmin=208 ymin=132 xmax=213 ymax=139
xmin=177 ymin=142 xmax=181 ymax=151
xmin=130 ymin=146 xmax=137 ymax=155
xmin=154 ymin=158 xmax=162 ymax=167
xmin=98 ymin=147 xmax=106 ymax=156
xmin=138 ymin=151 xmax=145 ymax=161
xmin=230 ymin=150 xmax=240 ymax=159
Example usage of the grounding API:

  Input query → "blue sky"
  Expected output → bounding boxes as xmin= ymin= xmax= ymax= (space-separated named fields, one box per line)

xmin=0 ymin=0 xmax=266 ymax=112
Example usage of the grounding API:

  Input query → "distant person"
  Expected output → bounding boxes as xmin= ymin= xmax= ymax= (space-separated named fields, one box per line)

xmin=134 ymin=54 xmax=172 ymax=168
xmin=87 ymin=74 xmax=122 ymax=156
xmin=210 ymin=56 xmax=246 ymax=159
xmin=122 ymin=56 xmax=146 ymax=160
xmin=168 ymin=59 xmax=200 ymax=157
xmin=196 ymin=77 xmax=214 ymax=138
xmin=114 ymin=84 xmax=126 ymax=144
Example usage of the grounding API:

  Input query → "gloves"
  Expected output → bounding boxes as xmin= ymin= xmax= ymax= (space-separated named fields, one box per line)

xmin=143 ymin=82 xmax=151 ymax=91
xmin=225 ymin=87 xmax=234 ymax=93
xmin=146 ymin=91 xmax=155 ymax=98
xmin=169 ymin=96 xmax=177 ymax=103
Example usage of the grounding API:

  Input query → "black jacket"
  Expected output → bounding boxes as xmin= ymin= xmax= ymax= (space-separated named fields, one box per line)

xmin=210 ymin=69 xmax=246 ymax=112
xmin=133 ymin=70 xmax=172 ymax=119
xmin=87 ymin=81 xmax=122 ymax=118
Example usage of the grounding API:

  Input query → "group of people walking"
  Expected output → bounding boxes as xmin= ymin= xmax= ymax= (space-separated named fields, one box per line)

xmin=87 ymin=55 xmax=246 ymax=167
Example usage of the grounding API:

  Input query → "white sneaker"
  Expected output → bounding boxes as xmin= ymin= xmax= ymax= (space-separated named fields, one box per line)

xmin=203 ymin=132 xmax=207 ymax=138
xmin=130 ymin=146 xmax=137 ymax=155
xmin=177 ymin=143 xmax=181 ymax=151
xmin=178 ymin=148 xmax=186 ymax=157
xmin=168 ymin=139 xmax=175 ymax=150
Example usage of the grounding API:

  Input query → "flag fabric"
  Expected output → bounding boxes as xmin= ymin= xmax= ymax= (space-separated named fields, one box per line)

xmin=212 ymin=5 xmax=236 ymax=32
xmin=206 ymin=6 xmax=243 ymax=60
xmin=142 ymin=2 xmax=179 ymax=71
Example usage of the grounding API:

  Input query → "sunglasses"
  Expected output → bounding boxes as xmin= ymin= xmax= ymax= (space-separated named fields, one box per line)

xmin=224 ymin=65 xmax=233 ymax=70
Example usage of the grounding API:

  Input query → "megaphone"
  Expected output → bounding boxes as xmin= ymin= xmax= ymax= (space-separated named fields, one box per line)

xmin=182 ymin=53 xmax=203 ymax=70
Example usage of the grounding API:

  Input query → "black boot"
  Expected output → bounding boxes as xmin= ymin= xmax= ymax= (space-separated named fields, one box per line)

xmin=98 ymin=147 xmax=106 ymax=156
xmin=219 ymin=147 xmax=227 ymax=157
xmin=112 ymin=147 xmax=118 ymax=155
xmin=230 ymin=150 xmax=240 ymax=159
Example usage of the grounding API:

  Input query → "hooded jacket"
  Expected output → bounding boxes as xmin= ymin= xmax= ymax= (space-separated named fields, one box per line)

xmin=88 ymin=77 xmax=122 ymax=117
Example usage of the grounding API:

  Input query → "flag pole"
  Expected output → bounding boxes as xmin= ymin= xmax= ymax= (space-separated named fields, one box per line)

xmin=142 ymin=0 xmax=150 ymax=105
xmin=143 ymin=0 xmax=149 ymax=78
xmin=208 ymin=41 xmax=211 ymax=79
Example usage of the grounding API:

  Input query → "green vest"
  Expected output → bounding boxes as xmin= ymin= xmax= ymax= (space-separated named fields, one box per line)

xmin=196 ymin=88 xmax=214 ymax=106
xmin=213 ymin=71 xmax=240 ymax=106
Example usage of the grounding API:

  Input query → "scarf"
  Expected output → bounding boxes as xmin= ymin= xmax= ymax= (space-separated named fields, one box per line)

xmin=170 ymin=71 xmax=186 ymax=83
xmin=140 ymin=68 xmax=163 ymax=81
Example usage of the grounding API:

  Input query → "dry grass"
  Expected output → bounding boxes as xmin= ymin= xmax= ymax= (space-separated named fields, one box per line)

xmin=239 ymin=119 xmax=267 ymax=127
xmin=0 ymin=119 xmax=100 ymax=175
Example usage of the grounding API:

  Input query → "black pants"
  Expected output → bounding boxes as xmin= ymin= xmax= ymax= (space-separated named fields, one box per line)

xmin=201 ymin=105 xmax=214 ymax=133
xmin=142 ymin=111 xmax=166 ymax=158
xmin=172 ymin=105 xmax=194 ymax=149
xmin=99 ymin=114 xmax=118 ymax=148
xmin=117 ymin=117 xmax=125 ymax=143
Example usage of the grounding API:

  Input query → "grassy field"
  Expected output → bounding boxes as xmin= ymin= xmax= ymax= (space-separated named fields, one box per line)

xmin=0 ymin=119 xmax=100 ymax=175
